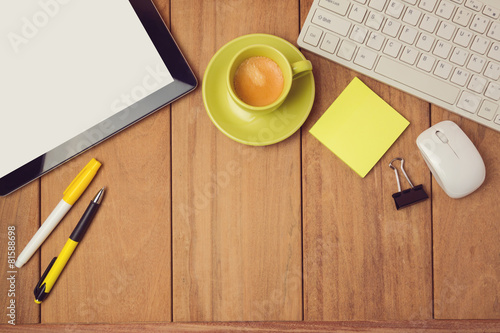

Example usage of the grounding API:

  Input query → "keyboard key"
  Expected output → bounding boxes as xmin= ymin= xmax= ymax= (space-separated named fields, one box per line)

xmin=436 ymin=21 xmax=456 ymax=40
xmin=403 ymin=7 xmax=422 ymax=25
xmin=382 ymin=18 xmax=401 ymax=37
xmin=470 ymin=15 xmax=490 ymax=34
xmin=375 ymin=57 xmax=460 ymax=104
xmin=470 ymin=35 xmax=490 ymax=54
xmin=303 ymin=26 xmax=323 ymax=46
xmin=338 ymin=40 xmax=357 ymax=60
xmin=349 ymin=4 xmax=368 ymax=22
xmin=420 ymin=14 xmax=439 ymax=32
xmin=483 ymin=5 xmax=500 ymax=19
xmin=386 ymin=0 xmax=405 ymax=18
xmin=319 ymin=0 xmax=350 ymax=16
xmin=320 ymin=33 xmax=340 ymax=53
xmin=417 ymin=54 xmax=436 ymax=71
xmin=457 ymin=91 xmax=481 ymax=113
xmin=400 ymin=26 xmax=418 ymax=44
xmin=400 ymin=46 xmax=419 ymax=64
xmin=454 ymin=28 xmax=473 ymax=47
xmin=436 ymin=1 xmax=456 ymax=20
xmin=433 ymin=40 xmax=452 ymax=58
xmin=466 ymin=55 xmax=486 ymax=73
xmin=366 ymin=11 xmax=385 ymax=30
xmin=484 ymin=61 xmax=500 ymax=80
xmin=487 ymin=22 xmax=500 ymax=41
xmin=384 ymin=39 xmax=402 ymax=57
xmin=453 ymin=8 xmax=473 ymax=26
xmin=487 ymin=43 xmax=500 ymax=61
xmin=354 ymin=47 xmax=378 ymax=68
xmin=350 ymin=25 xmax=369 ymax=43
xmin=312 ymin=9 xmax=352 ymax=36
xmin=402 ymin=0 xmax=417 ymax=4
xmin=367 ymin=31 xmax=386 ymax=50
xmin=419 ymin=0 xmax=438 ymax=12
xmin=478 ymin=100 xmax=498 ymax=120
xmin=495 ymin=114 xmax=500 ymax=125
xmin=450 ymin=67 xmax=471 ymax=85
xmin=467 ymin=75 xmax=487 ymax=93
xmin=465 ymin=0 xmax=483 ymax=12
xmin=416 ymin=33 xmax=435 ymax=51
xmin=354 ymin=0 xmax=368 ymax=3
xmin=434 ymin=60 xmax=453 ymax=78
xmin=485 ymin=82 xmax=500 ymax=101
xmin=369 ymin=0 xmax=387 ymax=11
xmin=450 ymin=47 xmax=470 ymax=66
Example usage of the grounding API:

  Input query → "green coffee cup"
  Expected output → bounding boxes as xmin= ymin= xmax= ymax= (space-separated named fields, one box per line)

xmin=227 ymin=44 xmax=312 ymax=114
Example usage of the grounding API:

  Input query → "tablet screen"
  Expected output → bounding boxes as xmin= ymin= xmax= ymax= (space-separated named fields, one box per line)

xmin=1 ymin=0 xmax=175 ymax=179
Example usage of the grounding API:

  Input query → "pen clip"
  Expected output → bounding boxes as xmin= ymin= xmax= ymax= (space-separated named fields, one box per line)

xmin=34 ymin=257 xmax=57 ymax=302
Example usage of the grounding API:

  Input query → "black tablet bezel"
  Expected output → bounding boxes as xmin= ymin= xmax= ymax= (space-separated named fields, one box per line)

xmin=0 ymin=0 xmax=197 ymax=196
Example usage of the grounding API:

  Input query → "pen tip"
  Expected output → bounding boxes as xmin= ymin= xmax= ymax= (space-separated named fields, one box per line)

xmin=93 ymin=187 xmax=105 ymax=204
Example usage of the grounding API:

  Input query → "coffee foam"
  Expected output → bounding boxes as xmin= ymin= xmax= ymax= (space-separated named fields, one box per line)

xmin=234 ymin=56 xmax=284 ymax=107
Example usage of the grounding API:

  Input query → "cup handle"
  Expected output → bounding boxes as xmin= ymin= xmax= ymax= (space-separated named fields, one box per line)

xmin=291 ymin=60 xmax=312 ymax=80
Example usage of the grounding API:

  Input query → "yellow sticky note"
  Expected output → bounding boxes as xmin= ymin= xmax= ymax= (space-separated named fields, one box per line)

xmin=310 ymin=77 xmax=409 ymax=178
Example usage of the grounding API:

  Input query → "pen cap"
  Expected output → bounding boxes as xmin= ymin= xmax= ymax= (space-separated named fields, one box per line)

xmin=62 ymin=159 xmax=101 ymax=205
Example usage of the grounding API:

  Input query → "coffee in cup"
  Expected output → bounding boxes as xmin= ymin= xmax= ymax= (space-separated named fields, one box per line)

xmin=233 ymin=56 xmax=284 ymax=107
xmin=227 ymin=44 xmax=312 ymax=114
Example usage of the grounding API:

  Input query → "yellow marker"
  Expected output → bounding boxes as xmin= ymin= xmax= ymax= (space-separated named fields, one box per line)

xmin=15 ymin=158 xmax=101 ymax=268
xmin=34 ymin=187 xmax=105 ymax=304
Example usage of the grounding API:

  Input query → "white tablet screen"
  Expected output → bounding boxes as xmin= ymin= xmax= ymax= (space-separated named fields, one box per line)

xmin=0 ymin=0 xmax=174 ymax=178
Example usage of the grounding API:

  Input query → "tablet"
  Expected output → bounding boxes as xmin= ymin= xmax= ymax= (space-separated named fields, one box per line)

xmin=0 ymin=0 xmax=197 ymax=196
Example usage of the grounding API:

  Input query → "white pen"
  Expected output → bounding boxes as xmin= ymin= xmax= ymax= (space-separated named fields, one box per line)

xmin=15 ymin=158 xmax=101 ymax=268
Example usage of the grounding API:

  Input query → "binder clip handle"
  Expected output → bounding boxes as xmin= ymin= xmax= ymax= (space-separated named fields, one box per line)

xmin=389 ymin=158 xmax=428 ymax=210
xmin=389 ymin=157 xmax=414 ymax=191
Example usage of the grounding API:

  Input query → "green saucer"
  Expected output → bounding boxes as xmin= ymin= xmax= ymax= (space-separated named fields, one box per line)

xmin=202 ymin=34 xmax=315 ymax=146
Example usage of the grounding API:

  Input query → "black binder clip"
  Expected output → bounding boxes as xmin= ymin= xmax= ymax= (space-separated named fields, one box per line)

xmin=389 ymin=158 xmax=428 ymax=210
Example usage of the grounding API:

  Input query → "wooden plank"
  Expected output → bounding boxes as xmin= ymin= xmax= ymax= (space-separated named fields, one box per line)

xmin=171 ymin=0 xmax=302 ymax=321
xmin=4 ymin=320 xmax=500 ymax=332
xmin=39 ymin=108 xmax=172 ymax=323
xmin=300 ymin=0 xmax=433 ymax=320
xmin=0 ymin=181 xmax=40 ymax=325
xmin=39 ymin=109 xmax=172 ymax=323
xmin=432 ymin=108 xmax=500 ymax=319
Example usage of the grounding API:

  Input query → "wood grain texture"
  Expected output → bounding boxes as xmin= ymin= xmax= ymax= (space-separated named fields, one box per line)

xmin=2 ymin=0 xmax=500 ymax=327
xmin=171 ymin=0 xmax=302 ymax=322
xmin=3 ymin=320 xmax=500 ymax=332
xmin=39 ymin=109 xmax=171 ymax=323
xmin=432 ymin=108 xmax=500 ymax=319
xmin=300 ymin=0 xmax=432 ymax=320
xmin=0 ymin=181 xmax=40 ymax=324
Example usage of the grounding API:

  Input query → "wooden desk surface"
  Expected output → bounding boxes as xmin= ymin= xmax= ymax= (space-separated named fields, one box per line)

xmin=1 ymin=0 xmax=500 ymax=331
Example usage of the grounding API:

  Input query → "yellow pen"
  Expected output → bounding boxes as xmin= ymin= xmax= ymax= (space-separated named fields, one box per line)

xmin=34 ymin=187 xmax=105 ymax=304
xmin=15 ymin=158 xmax=101 ymax=268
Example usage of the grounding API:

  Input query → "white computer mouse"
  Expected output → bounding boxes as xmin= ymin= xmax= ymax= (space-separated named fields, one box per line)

xmin=416 ymin=120 xmax=485 ymax=199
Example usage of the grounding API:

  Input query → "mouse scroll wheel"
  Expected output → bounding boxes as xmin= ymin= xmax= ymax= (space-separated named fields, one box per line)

xmin=436 ymin=131 xmax=448 ymax=143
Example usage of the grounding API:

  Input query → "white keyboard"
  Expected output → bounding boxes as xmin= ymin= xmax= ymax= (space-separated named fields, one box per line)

xmin=298 ymin=0 xmax=500 ymax=132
